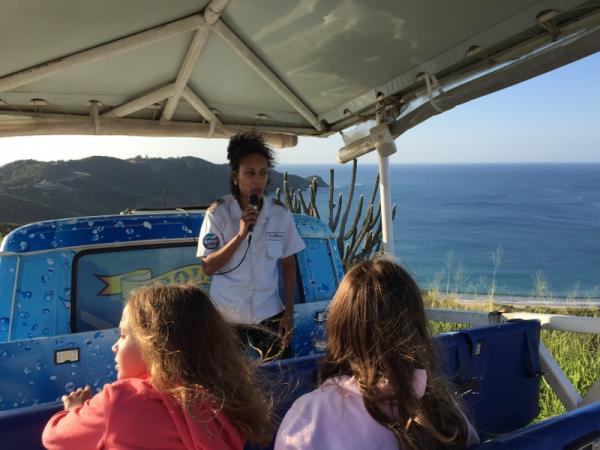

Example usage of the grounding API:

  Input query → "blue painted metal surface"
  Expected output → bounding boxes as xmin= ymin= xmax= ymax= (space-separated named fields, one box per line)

xmin=0 ymin=210 xmax=342 ymax=417
xmin=0 ymin=213 xmax=202 ymax=253
xmin=0 ymin=329 xmax=119 ymax=411
xmin=0 ymin=211 xmax=592 ymax=450
xmin=0 ymin=320 xmax=553 ymax=450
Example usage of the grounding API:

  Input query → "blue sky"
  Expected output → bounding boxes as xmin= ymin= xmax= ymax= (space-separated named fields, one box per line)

xmin=0 ymin=52 xmax=598 ymax=166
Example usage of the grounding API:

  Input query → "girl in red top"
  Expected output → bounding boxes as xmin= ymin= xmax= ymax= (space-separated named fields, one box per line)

xmin=43 ymin=284 xmax=274 ymax=450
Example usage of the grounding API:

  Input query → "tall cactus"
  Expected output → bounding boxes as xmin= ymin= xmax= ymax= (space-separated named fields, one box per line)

xmin=281 ymin=160 xmax=396 ymax=270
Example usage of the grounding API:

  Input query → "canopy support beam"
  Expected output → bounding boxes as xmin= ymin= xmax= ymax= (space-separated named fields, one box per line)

xmin=103 ymin=84 xmax=176 ymax=118
xmin=212 ymin=19 xmax=324 ymax=131
xmin=0 ymin=113 xmax=298 ymax=147
xmin=161 ymin=0 xmax=230 ymax=121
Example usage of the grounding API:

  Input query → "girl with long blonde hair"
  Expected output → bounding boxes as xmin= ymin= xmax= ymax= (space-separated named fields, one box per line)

xmin=43 ymin=284 xmax=274 ymax=450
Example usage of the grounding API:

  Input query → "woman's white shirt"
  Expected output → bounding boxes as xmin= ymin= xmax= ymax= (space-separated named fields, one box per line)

xmin=197 ymin=195 xmax=305 ymax=324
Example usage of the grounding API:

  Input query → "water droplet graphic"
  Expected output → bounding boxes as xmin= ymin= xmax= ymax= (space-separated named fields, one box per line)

xmin=115 ymin=220 xmax=125 ymax=228
xmin=63 ymin=288 xmax=71 ymax=298
xmin=44 ymin=290 xmax=54 ymax=302
xmin=60 ymin=298 xmax=71 ymax=310
xmin=88 ymin=220 xmax=95 ymax=227
xmin=125 ymin=228 xmax=134 ymax=235
xmin=17 ymin=311 xmax=30 ymax=320
xmin=91 ymin=234 xmax=100 ymax=241
xmin=41 ymin=274 xmax=49 ymax=283
xmin=143 ymin=221 xmax=152 ymax=230
xmin=35 ymin=361 xmax=43 ymax=370
xmin=64 ymin=382 xmax=75 ymax=393
xmin=47 ymin=258 xmax=55 ymax=266
xmin=19 ymin=241 xmax=29 ymax=251
xmin=42 ymin=308 xmax=50 ymax=315
xmin=24 ymin=366 xmax=33 ymax=375
xmin=0 ymin=317 xmax=9 ymax=332
xmin=50 ymin=375 xmax=57 ymax=381
xmin=42 ymin=328 xmax=49 ymax=336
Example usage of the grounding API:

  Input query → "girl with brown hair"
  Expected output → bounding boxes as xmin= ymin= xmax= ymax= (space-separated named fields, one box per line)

xmin=275 ymin=257 xmax=479 ymax=450
xmin=43 ymin=284 xmax=274 ymax=450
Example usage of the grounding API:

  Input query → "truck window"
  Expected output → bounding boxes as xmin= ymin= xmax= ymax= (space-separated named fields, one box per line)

xmin=74 ymin=244 xmax=209 ymax=332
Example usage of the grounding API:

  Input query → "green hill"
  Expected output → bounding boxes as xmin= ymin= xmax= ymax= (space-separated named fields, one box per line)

xmin=0 ymin=156 xmax=311 ymax=224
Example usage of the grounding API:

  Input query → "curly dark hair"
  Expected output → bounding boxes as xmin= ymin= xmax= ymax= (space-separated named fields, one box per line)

xmin=227 ymin=133 xmax=275 ymax=198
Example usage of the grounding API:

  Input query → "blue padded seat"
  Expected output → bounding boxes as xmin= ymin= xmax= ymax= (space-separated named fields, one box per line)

xmin=437 ymin=320 xmax=542 ymax=439
xmin=1 ymin=321 xmax=545 ymax=450
xmin=470 ymin=401 xmax=600 ymax=449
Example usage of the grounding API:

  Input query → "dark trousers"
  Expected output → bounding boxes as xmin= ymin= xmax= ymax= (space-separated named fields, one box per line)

xmin=236 ymin=312 xmax=291 ymax=360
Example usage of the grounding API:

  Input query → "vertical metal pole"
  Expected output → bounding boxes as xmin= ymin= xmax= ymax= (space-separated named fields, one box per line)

xmin=375 ymin=97 xmax=396 ymax=256
xmin=378 ymin=149 xmax=394 ymax=255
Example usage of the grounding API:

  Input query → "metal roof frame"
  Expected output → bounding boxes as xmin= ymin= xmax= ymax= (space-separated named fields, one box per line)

xmin=0 ymin=1 xmax=598 ymax=148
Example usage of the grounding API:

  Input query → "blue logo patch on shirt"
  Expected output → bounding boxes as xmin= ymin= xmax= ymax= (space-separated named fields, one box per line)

xmin=203 ymin=233 xmax=220 ymax=249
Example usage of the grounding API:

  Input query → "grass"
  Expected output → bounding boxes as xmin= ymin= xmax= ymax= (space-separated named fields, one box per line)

xmin=424 ymin=292 xmax=600 ymax=421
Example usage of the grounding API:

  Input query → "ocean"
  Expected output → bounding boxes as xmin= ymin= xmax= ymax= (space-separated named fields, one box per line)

xmin=280 ymin=163 xmax=600 ymax=305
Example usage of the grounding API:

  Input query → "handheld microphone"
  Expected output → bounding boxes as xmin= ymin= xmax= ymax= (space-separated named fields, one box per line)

xmin=247 ymin=194 xmax=259 ymax=242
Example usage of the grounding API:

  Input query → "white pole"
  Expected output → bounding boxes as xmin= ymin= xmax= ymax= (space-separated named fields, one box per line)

xmin=370 ymin=119 xmax=396 ymax=256
xmin=539 ymin=342 xmax=582 ymax=411
xmin=377 ymin=148 xmax=394 ymax=255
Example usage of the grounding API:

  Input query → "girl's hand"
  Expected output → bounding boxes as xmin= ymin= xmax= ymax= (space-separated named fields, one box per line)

xmin=239 ymin=206 xmax=258 ymax=238
xmin=62 ymin=386 xmax=93 ymax=411
xmin=278 ymin=311 xmax=294 ymax=346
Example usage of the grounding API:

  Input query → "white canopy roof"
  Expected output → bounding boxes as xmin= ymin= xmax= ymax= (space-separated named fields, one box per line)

xmin=0 ymin=0 xmax=598 ymax=147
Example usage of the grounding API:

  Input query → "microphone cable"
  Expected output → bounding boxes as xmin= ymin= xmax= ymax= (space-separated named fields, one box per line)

xmin=211 ymin=194 xmax=260 ymax=276
xmin=213 ymin=238 xmax=251 ymax=275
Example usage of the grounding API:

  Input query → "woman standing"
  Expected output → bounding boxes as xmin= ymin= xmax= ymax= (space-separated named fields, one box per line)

xmin=198 ymin=133 xmax=305 ymax=358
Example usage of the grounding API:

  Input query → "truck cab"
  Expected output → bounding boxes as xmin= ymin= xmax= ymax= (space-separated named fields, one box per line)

xmin=0 ymin=210 xmax=341 ymax=413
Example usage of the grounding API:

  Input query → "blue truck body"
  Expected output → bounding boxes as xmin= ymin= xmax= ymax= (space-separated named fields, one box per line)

xmin=0 ymin=211 xmax=598 ymax=449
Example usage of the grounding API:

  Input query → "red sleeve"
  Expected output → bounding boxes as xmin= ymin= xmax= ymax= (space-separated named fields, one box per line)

xmin=42 ymin=385 xmax=114 ymax=450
